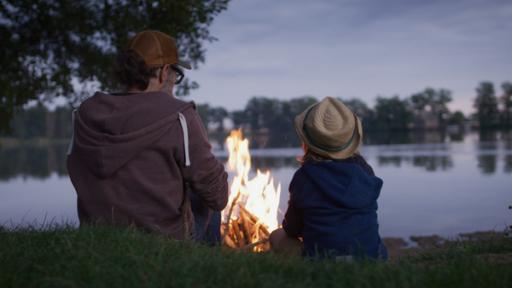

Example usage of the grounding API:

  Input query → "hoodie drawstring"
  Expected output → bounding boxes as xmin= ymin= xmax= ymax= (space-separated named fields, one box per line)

xmin=67 ymin=109 xmax=77 ymax=156
xmin=178 ymin=112 xmax=191 ymax=167
xmin=178 ymin=112 xmax=193 ymax=239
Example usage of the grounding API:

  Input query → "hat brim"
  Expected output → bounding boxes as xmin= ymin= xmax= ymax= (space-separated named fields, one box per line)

xmin=294 ymin=108 xmax=363 ymax=160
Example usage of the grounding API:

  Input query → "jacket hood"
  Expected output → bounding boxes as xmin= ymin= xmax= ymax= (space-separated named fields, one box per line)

xmin=302 ymin=161 xmax=383 ymax=209
xmin=71 ymin=91 xmax=193 ymax=178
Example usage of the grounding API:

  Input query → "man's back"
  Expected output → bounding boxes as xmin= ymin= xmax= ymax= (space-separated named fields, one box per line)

xmin=67 ymin=91 xmax=228 ymax=239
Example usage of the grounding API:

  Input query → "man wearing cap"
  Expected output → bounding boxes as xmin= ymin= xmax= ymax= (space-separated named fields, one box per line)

xmin=66 ymin=30 xmax=228 ymax=242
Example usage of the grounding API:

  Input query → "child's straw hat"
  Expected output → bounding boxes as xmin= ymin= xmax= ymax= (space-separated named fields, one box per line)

xmin=294 ymin=97 xmax=363 ymax=159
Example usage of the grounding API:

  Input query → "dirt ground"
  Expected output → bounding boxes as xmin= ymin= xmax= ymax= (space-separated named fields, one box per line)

xmin=382 ymin=230 xmax=512 ymax=263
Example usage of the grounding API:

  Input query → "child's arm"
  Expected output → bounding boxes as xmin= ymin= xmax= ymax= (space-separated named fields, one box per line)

xmin=282 ymin=199 xmax=303 ymax=238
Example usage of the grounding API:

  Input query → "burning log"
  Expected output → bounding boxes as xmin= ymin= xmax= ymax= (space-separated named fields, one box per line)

xmin=222 ymin=203 xmax=272 ymax=252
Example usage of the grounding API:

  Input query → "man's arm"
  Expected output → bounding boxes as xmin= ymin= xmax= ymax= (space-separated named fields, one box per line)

xmin=180 ymin=107 xmax=228 ymax=211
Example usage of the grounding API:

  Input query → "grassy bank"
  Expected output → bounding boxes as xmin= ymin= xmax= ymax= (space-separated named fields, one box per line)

xmin=0 ymin=226 xmax=511 ymax=288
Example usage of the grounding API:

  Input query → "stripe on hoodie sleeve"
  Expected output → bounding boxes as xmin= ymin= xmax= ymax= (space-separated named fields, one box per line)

xmin=67 ymin=109 xmax=77 ymax=156
xmin=178 ymin=112 xmax=191 ymax=167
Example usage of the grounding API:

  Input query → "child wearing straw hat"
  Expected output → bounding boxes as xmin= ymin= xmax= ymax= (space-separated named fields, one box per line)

xmin=269 ymin=97 xmax=387 ymax=261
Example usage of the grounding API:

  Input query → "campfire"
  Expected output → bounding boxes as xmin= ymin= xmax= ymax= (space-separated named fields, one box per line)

xmin=221 ymin=130 xmax=282 ymax=252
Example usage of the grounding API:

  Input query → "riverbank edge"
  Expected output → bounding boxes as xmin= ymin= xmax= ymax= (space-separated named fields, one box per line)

xmin=0 ymin=226 xmax=511 ymax=287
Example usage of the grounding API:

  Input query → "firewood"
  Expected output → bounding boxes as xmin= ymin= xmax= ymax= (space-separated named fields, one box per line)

xmin=224 ymin=234 xmax=237 ymax=248
xmin=260 ymin=224 xmax=270 ymax=236
xmin=238 ymin=222 xmax=247 ymax=247
xmin=221 ymin=191 xmax=241 ymax=244
xmin=232 ymin=220 xmax=242 ymax=246
xmin=251 ymin=222 xmax=261 ymax=240
xmin=221 ymin=195 xmax=275 ymax=252
xmin=239 ymin=206 xmax=258 ymax=223
xmin=238 ymin=207 xmax=253 ymax=226
xmin=241 ymin=216 xmax=253 ymax=242
xmin=242 ymin=238 xmax=270 ymax=251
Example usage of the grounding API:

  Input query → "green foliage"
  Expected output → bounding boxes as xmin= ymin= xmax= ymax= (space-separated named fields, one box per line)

xmin=196 ymin=103 xmax=211 ymax=125
xmin=196 ymin=103 xmax=228 ymax=132
xmin=374 ymin=96 xmax=413 ymax=131
xmin=501 ymin=82 xmax=512 ymax=126
xmin=3 ymin=104 xmax=46 ymax=139
xmin=6 ymin=80 xmax=512 ymax=145
xmin=409 ymin=88 xmax=452 ymax=128
xmin=474 ymin=82 xmax=500 ymax=128
xmin=342 ymin=98 xmax=373 ymax=119
xmin=0 ymin=226 xmax=511 ymax=288
xmin=447 ymin=111 xmax=466 ymax=126
xmin=1 ymin=104 xmax=73 ymax=139
xmin=233 ymin=96 xmax=318 ymax=147
xmin=0 ymin=0 xmax=230 ymax=131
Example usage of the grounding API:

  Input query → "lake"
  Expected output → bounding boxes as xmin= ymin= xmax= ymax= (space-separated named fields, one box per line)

xmin=0 ymin=131 xmax=511 ymax=239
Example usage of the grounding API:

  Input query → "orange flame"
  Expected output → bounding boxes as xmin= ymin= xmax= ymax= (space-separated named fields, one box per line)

xmin=222 ymin=130 xmax=282 ymax=234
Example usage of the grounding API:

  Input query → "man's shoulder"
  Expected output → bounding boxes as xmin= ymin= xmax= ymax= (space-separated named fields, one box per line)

xmin=76 ymin=91 xmax=196 ymax=133
xmin=171 ymin=97 xmax=196 ymax=112
xmin=78 ymin=91 xmax=103 ymax=108
xmin=81 ymin=91 xmax=194 ymax=113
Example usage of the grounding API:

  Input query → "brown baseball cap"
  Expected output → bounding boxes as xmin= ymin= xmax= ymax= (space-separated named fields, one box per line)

xmin=127 ymin=30 xmax=191 ymax=69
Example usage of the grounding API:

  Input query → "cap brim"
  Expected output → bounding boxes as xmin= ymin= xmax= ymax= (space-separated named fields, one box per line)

xmin=177 ymin=60 xmax=192 ymax=70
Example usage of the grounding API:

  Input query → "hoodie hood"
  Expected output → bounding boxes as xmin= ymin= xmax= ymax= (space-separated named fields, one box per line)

xmin=302 ymin=161 xmax=383 ymax=209
xmin=71 ymin=91 xmax=192 ymax=178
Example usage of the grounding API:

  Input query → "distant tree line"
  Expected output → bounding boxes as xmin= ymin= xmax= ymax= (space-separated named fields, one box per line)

xmin=2 ymin=81 xmax=511 ymax=143
xmin=474 ymin=81 xmax=512 ymax=129
xmin=0 ymin=104 xmax=72 ymax=139
xmin=199 ymin=81 xmax=511 ymax=131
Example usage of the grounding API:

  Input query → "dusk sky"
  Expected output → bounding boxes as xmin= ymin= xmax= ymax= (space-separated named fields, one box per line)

xmin=188 ymin=0 xmax=512 ymax=114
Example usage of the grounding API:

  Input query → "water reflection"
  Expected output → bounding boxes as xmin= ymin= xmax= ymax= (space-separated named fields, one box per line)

xmin=476 ymin=131 xmax=498 ymax=175
xmin=505 ymin=155 xmax=512 ymax=173
xmin=213 ymin=130 xmax=468 ymax=150
xmin=251 ymin=157 xmax=300 ymax=170
xmin=448 ymin=131 xmax=465 ymax=142
xmin=502 ymin=130 xmax=512 ymax=150
xmin=377 ymin=156 xmax=403 ymax=167
xmin=0 ymin=143 xmax=68 ymax=180
xmin=1 ymin=132 xmax=511 ymax=238
xmin=363 ymin=130 xmax=467 ymax=146
xmin=413 ymin=156 xmax=453 ymax=172
xmin=478 ymin=130 xmax=498 ymax=150
xmin=1 ymin=131 xmax=512 ymax=181
xmin=478 ymin=155 xmax=497 ymax=175
xmin=377 ymin=155 xmax=453 ymax=172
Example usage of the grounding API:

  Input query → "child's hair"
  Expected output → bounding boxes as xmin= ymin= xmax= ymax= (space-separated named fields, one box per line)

xmin=298 ymin=143 xmax=363 ymax=166
xmin=298 ymin=144 xmax=332 ymax=165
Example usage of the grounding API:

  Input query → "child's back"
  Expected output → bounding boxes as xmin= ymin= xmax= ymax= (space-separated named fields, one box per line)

xmin=284 ymin=155 xmax=387 ymax=259
xmin=270 ymin=97 xmax=387 ymax=260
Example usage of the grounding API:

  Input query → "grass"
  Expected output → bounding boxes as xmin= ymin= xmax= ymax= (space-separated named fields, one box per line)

xmin=0 ymin=226 xmax=511 ymax=288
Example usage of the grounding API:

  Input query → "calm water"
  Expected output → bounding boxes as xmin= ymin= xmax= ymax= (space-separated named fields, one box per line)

xmin=0 ymin=131 xmax=511 ymax=238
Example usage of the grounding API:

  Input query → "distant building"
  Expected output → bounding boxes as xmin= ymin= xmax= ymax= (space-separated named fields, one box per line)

xmin=412 ymin=110 xmax=440 ymax=130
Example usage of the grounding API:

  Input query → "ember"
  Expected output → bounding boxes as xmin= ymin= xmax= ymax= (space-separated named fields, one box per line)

xmin=221 ymin=130 xmax=281 ymax=252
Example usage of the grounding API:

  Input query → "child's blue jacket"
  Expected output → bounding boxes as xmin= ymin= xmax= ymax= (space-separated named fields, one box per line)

xmin=282 ymin=156 xmax=387 ymax=259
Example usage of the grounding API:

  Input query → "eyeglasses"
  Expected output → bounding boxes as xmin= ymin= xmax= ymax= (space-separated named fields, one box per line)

xmin=171 ymin=65 xmax=184 ymax=85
